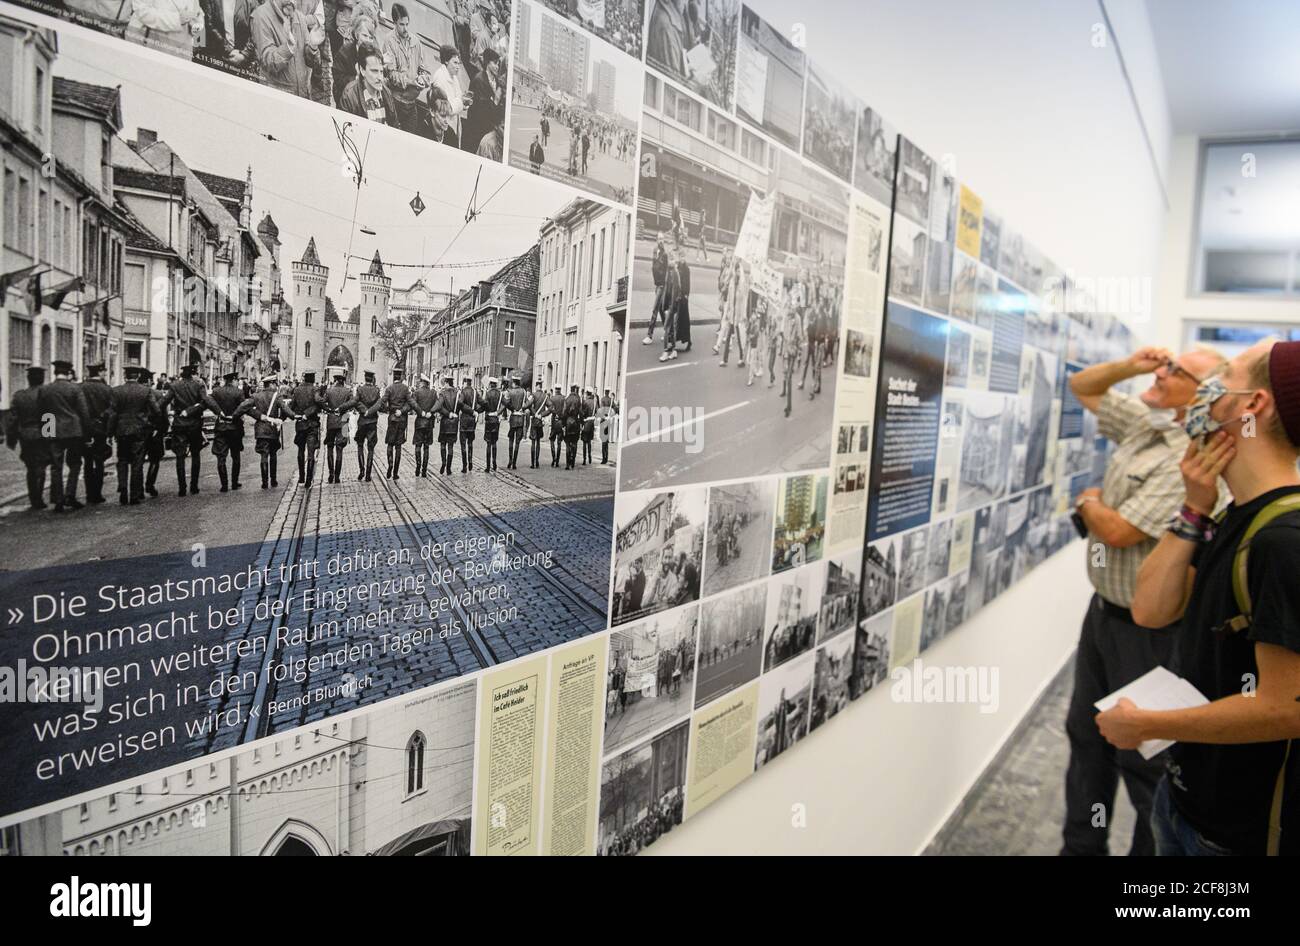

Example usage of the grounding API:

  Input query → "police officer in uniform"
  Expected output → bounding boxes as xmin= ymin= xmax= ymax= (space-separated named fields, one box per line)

xmin=580 ymin=385 xmax=598 ymax=465
xmin=352 ymin=370 xmax=381 ymax=481
xmin=479 ymin=376 xmax=504 ymax=473
xmin=106 ymin=365 xmax=158 ymax=504
xmin=502 ymin=377 xmax=527 ymax=470
xmin=287 ymin=370 xmax=325 ymax=487
xmin=455 ymin=376 xmax=478 ymax=473
xmin=372 ymin=367 xmax=412 ymax=479
xmin=562 ymin=383 xmax=583 ymax=470
xmin=205 ymin=370 xmax=251 ymax=492
xmin=158 ymin=362 xmax=209 ymax=496
xmin=527 ymin=380 xmax=546 ymax=469
xmin=596 ymin=391 xmax=615 ymax=465
xmin=39 ymin=360 xmax=91 ymax=512
xmin=239 ymin=374 xmax=287 ymax=488
xmin=411 ymin=373 xmax=439 ymax=477
xmin=436 ymin=376 xmax=458 ymax=475
xmin=3 ymin=366 xmax=50 ymax=509
xmin=80 ymin=363 xmax=114 ymax=504
xmin=547 ymin=384 xmax=566 ymax=467
xmin=322 ymin=371 xmax=357 ymax=483
xmin=141 ymin=368 xmax=168 ymax=497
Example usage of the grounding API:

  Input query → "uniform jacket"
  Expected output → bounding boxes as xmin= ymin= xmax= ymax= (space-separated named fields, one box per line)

xmin=373 ymin=381 xmax=412 ymax=415
xmin=323 ymin=384 xmax=358 ymax=432
xmin=81 ymin=378 xmax=115 ymax=438
xmin=205 ymin=383 xmax=252 ymax=433
xmin=161 ymin=377 xmax=209 ymax=430
xmin=288 ymin=382 xmax=324 ymax=430
xmin=455 ymin=387 xmax=478 ymax=431
xmin=353 ymin=383 xmax=381 ymax=426
xmin=37 ymin=378 xmax=91 ymax=440
xmin=479 ymin=387 xmax=503 ymax=425
xmin=107 ymin=381 xmax=159 ymax=439
xmin=240 ymin=388 xmax=287 ymax=440
xmin=412 ymin=387 xmax=439 ymax=428
xmin=4 ymin=386 xmax=44 ymax=445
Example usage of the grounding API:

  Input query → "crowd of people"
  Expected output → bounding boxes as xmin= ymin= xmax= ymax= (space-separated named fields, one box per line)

xmin=56 ymin=0 xmax=509 ymax=155
xmin=516 ymin=76 xmax=636 ymax=185
xmin=643 ymin=233 xmax=843 ymax=422
xmin=3 ymin=363 xmax=619 ymax=512
xmin=606 ymin=636 xmax=693 ymax=717
xmin=598 ymin=792 xmax=683 ymax=856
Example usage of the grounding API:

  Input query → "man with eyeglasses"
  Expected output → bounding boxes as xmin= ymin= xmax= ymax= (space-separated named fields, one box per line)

xmin=1059 ymin=343 xmax=1226 ymax=856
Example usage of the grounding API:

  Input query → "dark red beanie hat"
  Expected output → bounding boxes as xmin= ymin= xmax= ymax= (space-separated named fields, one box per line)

xmin=1269 ymin=340 xmax=1300 ymax=447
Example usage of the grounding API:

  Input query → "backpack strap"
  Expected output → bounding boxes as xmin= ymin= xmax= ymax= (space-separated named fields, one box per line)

xmin=1226 ymin=493 xmax=1300 ymax=634
xmin=1222 ymin=493 xmax=1300 ymax=856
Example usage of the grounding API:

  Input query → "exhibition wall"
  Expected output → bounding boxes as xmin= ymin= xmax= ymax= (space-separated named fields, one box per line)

xmin=0 ymin=0 xmax=1176 ymax=856
xmin=654 ymin=0 xmax=1175 ymax=855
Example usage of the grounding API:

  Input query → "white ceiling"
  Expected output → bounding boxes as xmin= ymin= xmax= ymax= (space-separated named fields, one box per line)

xmin=1144 ymin=0 xmax=1300 ymax=135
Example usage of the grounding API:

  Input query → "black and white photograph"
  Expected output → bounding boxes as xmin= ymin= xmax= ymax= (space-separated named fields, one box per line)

xmin=24 ymin=0 xmax=514 ymax=154
xmin=605 ymin=605 xmax=699 ymax=755
xmin=818 ymin=551 xmax=859 ymax=643
xmin=510 ymin=1 xmax=640 ymax=203
xmin=734 ymin=3 xmax=803 ymax=150
xmin=809 ymin=631 xmax=854 ymax=732
xmin=966 ymin=499 xmax=1007 ymax=616
xmin=644 ymin=0 xmax=738 ymax=108
xmin=754 ymin=650 xmax=813 ymax=769
xmin=849 ymin=610 xmax=892 ymax=699
xmin=896 ymin=525 xmax=929 ymax=601
xmin=611 ymin=487 xmax=706 ymax=625
xmin=622 ymin=144 xmax=849 ymax=490
xmin=598 ymin=719 xmax=689 ymax=855
xmin=703 ymin=478 xmax=775 ymax=596
xmin=801 ymin=60 xmax=858 ymax=184
xmin=979 ymin=208 xmax=1002 ymax=271
xmin=925 ymin=516 xmax=952 ymax=585
xmin=763 ymin=561 xmax=822 ymax=671
xmin=535 ymin=0 xmax=645 ymax=57
xmin=956 ymin=390 xmax=1017 ymax=511
xmin=837 ymin=422 xmax=870 ymax=455
xmin=0 ymin=15 xmax=618 ymax=811
xmin=920 ymin=570 xmax=967 ymax=653
xmin=695 ymin=583 xmax=765 ymax=708
xmin=924 ymin=231 xmax=954 ymax=315
xmin=771 ymin=472 xmax=828 ymax=572
xmin=895 ymin=136 xmax=933 ymax=227
xmin=853 ymin=106 xmax=897 ymax=208
xmin=1018 ymin=348 xmax=1057 ymax=491
xmin=889 ymin=212 xmax=928 ymax=308
xmin=946 ymin=321 xmax=971 ymax=387
xmin=860 ymin=534 xmax=898 ymax=620
xmin=9 ymin=681 xmax=476 ymax=855
xmin=844 ymin=328 xmax=875 ymax=378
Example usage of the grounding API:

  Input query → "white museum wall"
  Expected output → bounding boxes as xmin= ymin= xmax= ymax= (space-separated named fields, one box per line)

xmin=653 ymin=0 xmax=1173 ymax=855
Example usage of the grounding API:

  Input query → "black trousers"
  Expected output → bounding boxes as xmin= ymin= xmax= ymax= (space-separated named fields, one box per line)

xmin=48 ymin=437 xmax=84 ymax=506
xmin=115 ymin=436 xmax=145 ymax=501
xmin=1062 ymin=593 xmax=1174 ymax=856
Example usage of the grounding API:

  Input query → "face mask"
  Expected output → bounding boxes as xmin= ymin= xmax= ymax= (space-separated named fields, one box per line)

xmin=1147 ymin=408 xmax=1178 ymax=431
xmin=1183 ymin=376 xmax=1253 ymax=440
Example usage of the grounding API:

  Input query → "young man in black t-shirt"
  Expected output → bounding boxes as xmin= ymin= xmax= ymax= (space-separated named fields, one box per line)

xmin=1099 ymin=338 xmax=1300 ymax=855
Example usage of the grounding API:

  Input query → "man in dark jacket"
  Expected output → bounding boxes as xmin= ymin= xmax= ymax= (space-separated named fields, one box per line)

xmin=205 ymin=370 xmax=252 ymax=492
xmin=322 ymin=370 xmax=358 ymax=483
xmin=411 ymin=373 xmax=439 ymax=477
xmin=645 ymin=236 xmax=668 ymax=345
xmin=38 ymin=360 xmax=91 ymax=512
xmin=287 ymin=370 xmax=325 ymax=487
xmin=479 ymin=376 xmax=504 ymax=473
xmin=372 ymin=367 xmax=413 ymax=479
xmin=436 ymin=376 xmax=458 ymax=475
xmin=454 ymin=376 xmax=478 ymax=473
xmin=563 ymin=384 xmax=583 ymax=470
xmin=338 ymin=42 xmax=399 ymax=125
xmin=106 ymin=365 xmax=158 ymax=505
xmin=353 ymin=369 xmax=381 ymax=480
xmin=4 ymin=366 xmax=49 ymax=510
xmin=158 ymin=362 xmax=209 ymax=496
xmin=80 ymin=362 xmax=114 ymax=504
xmin=503 ymin=377 xmax=527 ymax=470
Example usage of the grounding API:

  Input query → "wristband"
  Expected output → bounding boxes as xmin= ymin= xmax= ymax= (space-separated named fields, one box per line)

xmin=1168 ymin=505 xmax=1215 ymax=543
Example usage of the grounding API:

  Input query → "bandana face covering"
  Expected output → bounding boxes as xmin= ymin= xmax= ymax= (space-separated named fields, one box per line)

xmin=1183 ymin=376 xmax=1253 ymax=440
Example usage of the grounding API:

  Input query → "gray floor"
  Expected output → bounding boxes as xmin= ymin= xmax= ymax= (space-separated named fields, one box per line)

xmin=925 ymin=654 xmax=1137 ymax=855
